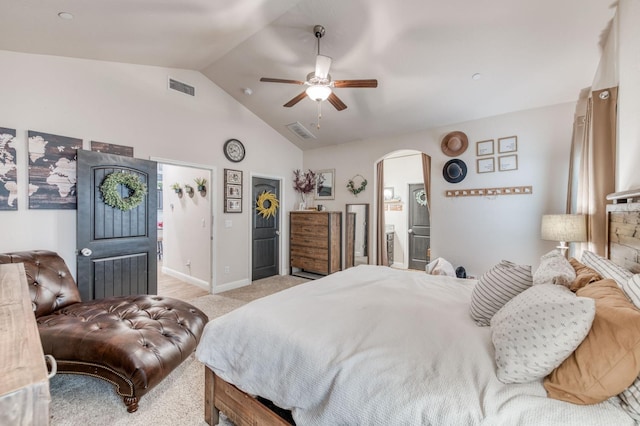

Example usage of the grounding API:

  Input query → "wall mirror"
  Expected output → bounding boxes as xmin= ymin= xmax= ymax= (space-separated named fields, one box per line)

xmin=345 ymin=203 xmax=369 ymax=268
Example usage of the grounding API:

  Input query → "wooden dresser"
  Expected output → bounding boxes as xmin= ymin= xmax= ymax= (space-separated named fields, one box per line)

xmin=0 ymin=263 xmax=51 ymax=425
xmin=290 ymin=211 xmax=342 ymax=276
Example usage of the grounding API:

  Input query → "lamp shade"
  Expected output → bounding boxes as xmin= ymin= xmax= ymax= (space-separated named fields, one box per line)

xmin=541 ymin=214 xmax=587 ymax=242
xmin=305 ymin=85 xmax=331 ymax=101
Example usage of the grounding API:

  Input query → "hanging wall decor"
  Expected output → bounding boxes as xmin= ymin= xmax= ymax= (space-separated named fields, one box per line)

xmin=224 ymin=169 xmax=242 ymax=213
xmin=90 ymin=141 xmax=134 ymax=157
xmin=0 ymin=127 xmax=18 ymax=210
xmin=346 ymin=174 xmax=367 ymax=196
xmin=28 ymin=130 xmax=82 ymax=209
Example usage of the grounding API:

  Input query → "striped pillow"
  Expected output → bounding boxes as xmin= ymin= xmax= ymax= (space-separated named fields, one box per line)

xmin=581 ymin=250 xmax=632 ymax=288
xmin=469 ymin=260 xmax=533 ymax=326
xmin=622 ymin=275 xmax=640 ymax=309
xmin=619 ymin=377 xmax=640 ymax=421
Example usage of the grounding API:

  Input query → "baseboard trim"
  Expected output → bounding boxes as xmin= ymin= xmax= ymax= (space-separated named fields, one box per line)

xmin=214 ymin=278 xmax=251 ymax=294
xmin=161 ymin=267 xmax=210 ymax=291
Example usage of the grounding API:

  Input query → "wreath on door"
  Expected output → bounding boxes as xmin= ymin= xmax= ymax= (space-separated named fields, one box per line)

xmin=415 ymin=189 xmax=428 ymax=207
xmin=256 ymin=191 xmax=279 ymax=219
xmin=100 ymin=172 xmax=148 ymax=211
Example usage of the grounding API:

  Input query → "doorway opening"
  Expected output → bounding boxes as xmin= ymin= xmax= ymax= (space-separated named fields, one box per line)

xmin=375 ymin=150 xmax=431 ymax=270
xmin=153 ymin=158 xmax=215 ymax=297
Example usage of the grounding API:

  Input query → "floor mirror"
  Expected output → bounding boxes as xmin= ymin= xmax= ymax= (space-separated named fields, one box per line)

xmin=345 ymin=203 xmax=369 ymax=268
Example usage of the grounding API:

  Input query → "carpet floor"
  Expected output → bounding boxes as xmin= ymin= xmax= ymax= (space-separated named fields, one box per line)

xmin=49 ymin=274 xmax=308 ymax=426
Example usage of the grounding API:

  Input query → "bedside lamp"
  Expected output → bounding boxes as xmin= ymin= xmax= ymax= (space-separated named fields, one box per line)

xmin=541 ymin=214 xmax=587 ymax=257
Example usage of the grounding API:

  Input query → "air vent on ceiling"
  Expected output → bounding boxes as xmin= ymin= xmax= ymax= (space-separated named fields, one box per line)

xmin=286 ymin=122 xmax=316 ymax=140
xmin=168 ymin=78 xmax=195 ymax=96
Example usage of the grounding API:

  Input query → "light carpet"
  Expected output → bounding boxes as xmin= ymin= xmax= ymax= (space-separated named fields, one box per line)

xmin=49 ymin=274 xmax=309 ymax=426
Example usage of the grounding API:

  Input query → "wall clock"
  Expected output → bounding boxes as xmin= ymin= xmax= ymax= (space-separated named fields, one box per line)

xmin=223 ymin=139 xmax=245 ymax=163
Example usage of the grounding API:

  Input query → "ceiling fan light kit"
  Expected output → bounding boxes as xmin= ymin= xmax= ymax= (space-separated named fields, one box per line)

xmin=259 ymin=24 xmax=378 ymax=128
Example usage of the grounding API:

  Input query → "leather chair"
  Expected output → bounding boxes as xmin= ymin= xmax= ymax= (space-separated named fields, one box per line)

xmin=0 ymin=250 xmax=209 ymax=413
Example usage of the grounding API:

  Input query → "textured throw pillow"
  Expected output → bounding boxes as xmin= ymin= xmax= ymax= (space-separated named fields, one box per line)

xmin=533 ymin=250 xmax=576 ymax=287
xmin=426 ymin=257 xmax=455 ymax=277
xmin=544 ymin=279 xmax=640 ymax=404
xmin=568 ymin=258 xmax=602 ymax=292
xmin=469 ymin=260 xmax=533 ymax=326
xmin=622 ymin=275 xmax=640 ymax=310
xmin=491 ymin=284 xmax=595 ymax=384
xmin=619 ymin=377 xmax=640 ymax=421
xmin=581 ymin=250 xmax=633 ymax=288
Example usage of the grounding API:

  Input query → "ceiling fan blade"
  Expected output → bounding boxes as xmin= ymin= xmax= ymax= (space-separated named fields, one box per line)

xmin=315 ymin=55 xmax=332 ymax=79
xmin=327 ymin=92 xmax=347 ymax=111
xmin=283 ymin=91 xmax=308 ymax=107
xmin=260 ymin=77 xmax=304 ymax=85
xmin=333 ymin=79 xmax=378 ymax=88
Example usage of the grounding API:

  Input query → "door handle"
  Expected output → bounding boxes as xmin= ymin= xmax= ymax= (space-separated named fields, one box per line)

xmin=408 ymin=229 xmax=413 ymax=234
xmin=275 ymin=230 xmax=280 ymax=236
xmin=80 ymin=248 xmax=92 ymax=257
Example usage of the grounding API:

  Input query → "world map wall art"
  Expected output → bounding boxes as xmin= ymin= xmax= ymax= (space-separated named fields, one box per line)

xmin=0 ymin=127 xmax=18 ymax=210
xmin=28 ymin=130 xmax=82 ymax=209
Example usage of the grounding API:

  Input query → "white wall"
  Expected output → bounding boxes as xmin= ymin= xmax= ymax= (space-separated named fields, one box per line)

xmin=0 ymin=50 xmax=302 ymax=291
xmin=303 ymin=103 xmax=574 ymax=276
xmin=616 ymin=0 xmax=640 ymax=191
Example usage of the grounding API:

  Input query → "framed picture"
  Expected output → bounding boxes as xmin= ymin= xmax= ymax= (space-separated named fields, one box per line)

xmin=225 ymin=198 xmax=242 ymax=213
xmin=476 ymin=158 xmax=495 ymax=173
xmin=0 ymin=127 xmax=18 ymax=210
xmin=476 ymin=140 xmax=494 ymax=156
xmin=226 ymin=184 xmax=241 ymax=198
xmin=383 ymin=187 xmax=394 ymax=201
xmin=498 ymin=154 xmax=518 ymax=171
xmin=498 ymin=136 xmax=518 ymax=153
xmin=90 ymin=141 xmax=134 ymax=157
xmin=315 ymin=169 xmax=335 ymax=200
xmin=225 ymin=169 xmax=242 ymax=184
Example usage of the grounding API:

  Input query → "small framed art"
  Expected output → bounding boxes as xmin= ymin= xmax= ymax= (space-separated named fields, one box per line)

xmin=498 ymin=155 xmax=518 ymax=171
xmin=315 ymin=169 xmax=335 ymax=200
xmin=225 ymin=199 xmax=242 ymax=213
xmin=476 ymin=140 xmax=494 ymax=156
xmin=498 ymin=136 xmax=517 ymax=153
xmin=476 ymin=158 xmax=495 ymax=173
xmin=383 ymin=187 xmax=394 ymax=201
xmin=226 ymin=184 xmax=241 ymax=198
xmin=225 ymin=169 xmax=242 ymax=184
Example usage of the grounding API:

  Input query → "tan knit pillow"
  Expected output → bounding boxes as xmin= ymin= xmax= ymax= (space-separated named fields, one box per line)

xmin=544 ymin=279 xmax=640 ymax=404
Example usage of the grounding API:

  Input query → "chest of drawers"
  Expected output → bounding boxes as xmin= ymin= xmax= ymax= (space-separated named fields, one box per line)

xmin=290 ymin=211 xmax=342 ymax=276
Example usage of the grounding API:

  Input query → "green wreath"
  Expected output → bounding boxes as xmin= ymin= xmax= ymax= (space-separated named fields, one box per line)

xmin=346 ymin=174 xmax=367 ymax=196
xmin=100 ymin=172 xmax=148 ymax=211
xmin=415 ymin=189 xmax=427 ymax=206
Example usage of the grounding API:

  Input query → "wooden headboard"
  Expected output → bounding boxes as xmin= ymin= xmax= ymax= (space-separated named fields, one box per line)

xmin=607 ymin=189 xmax=640 ymax=273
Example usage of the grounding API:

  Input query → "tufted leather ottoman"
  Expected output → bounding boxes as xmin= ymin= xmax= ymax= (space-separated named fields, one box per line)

xmin=0 ymin=250 xmax=209 ymax=413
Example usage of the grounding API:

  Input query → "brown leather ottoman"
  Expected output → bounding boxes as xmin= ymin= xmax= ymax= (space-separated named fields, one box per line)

xmin=0 ymin=250 xmax=209 ymax=413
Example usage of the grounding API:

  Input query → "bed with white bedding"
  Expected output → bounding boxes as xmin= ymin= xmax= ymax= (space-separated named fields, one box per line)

xmin=196 ymin=264 xmax=635 ymax=425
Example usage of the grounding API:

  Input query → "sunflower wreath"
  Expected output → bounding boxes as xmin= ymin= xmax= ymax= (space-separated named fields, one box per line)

xmin=346 ymin=174 xmax=367 ymax=196
xmin=100 ymin=172 xmax=148 ymax=211
xmin=256 ymin=191 xmax=279 ymax=219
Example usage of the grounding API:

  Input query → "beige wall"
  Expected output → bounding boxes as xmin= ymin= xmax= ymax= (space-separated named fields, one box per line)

xmin=303 ymin=103 xmax=574 ymax=276
xmin=0 ymin=50 xmax=302 ymax=291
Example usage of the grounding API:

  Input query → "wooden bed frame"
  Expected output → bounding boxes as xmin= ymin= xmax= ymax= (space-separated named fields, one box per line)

xmin=202 ymin=189 xmax=640 ymax=426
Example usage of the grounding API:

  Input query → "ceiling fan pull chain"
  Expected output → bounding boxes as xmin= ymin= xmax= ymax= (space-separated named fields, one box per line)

xmin=317 ymin=101 xmax=322 ymax=129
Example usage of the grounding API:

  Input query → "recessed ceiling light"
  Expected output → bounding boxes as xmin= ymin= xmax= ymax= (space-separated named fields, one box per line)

xmin=243 ymin=88 xmax=253 ymax=96
xmin=472 ymin=73 xmax=482 ymax=81
xmin=58 ymin=12 xmax=74 ymax=20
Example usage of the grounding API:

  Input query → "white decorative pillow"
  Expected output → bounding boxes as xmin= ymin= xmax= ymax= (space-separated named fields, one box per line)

xmin=491 ymin=284 xmax=595 ymax=384
xmin=581 ymin=250 xmax=633 ymax=288
xmin=533 ymin=250 xmax=576 ymax=287
xmin=426 ymin=257 xmax=455 ymax=277
xmin=469 ymin=260 xmax=533 ymax=326
xmin=622 ymin=275 xmax=640 ymax=310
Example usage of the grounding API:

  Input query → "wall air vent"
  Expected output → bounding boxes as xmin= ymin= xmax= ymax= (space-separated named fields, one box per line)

xmin=286 ymin=122 xmax=316 ymax=140
xmin=168 ymin=78 xmax=195 ymax=96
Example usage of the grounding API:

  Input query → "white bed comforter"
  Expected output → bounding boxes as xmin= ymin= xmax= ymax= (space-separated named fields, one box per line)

xmin=196 ymin=265 xmax=634 ymax=426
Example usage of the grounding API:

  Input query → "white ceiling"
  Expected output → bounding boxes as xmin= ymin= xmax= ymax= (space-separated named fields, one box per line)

xmin=0 ymin=0 xmax=615 ymax=150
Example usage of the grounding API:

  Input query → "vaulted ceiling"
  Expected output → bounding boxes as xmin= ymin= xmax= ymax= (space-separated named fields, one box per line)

xmin=0 ymin=0 xmax=614 ymax=149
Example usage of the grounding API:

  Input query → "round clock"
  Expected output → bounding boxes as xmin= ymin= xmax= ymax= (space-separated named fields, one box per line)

xmin=223 ymin=139 xmax=245 ymax=163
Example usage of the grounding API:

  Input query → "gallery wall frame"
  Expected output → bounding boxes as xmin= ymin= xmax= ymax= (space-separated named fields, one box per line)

xmin=315 ymin=169 xmax=335 ymax=200
xmin=224 ymin=168 xmax=243 ymax=213
xmin=498 ymin=136 xmax=518 ymax=153
xmin=476 ymin=157 xmax=495 ymax=174
xmin=476 ymin=140 xmax=494 ymax=156
xmin=498 ymin=154 xmax=518 ymax=171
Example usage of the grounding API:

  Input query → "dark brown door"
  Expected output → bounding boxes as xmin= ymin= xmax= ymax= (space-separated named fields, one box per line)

xmin=252 ymin=177 xmax=280 ymax=280
xmin=408 ymin=183 xmax=430 ymax=270
xmin=76 ymin=150 xmax=157 ymax=300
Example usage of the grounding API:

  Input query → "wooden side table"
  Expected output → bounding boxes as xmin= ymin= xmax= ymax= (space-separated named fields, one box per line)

xmin=0 ymin=263 xmax=51 ymax=425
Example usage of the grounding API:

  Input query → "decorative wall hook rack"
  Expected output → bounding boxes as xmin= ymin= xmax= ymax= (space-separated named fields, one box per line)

xmin=445 ymin=185 xmax=532 ymax=198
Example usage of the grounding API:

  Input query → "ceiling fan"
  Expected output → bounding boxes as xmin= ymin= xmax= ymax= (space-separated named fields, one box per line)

xmin=260 ymin=25 xmax=378 ymax=112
